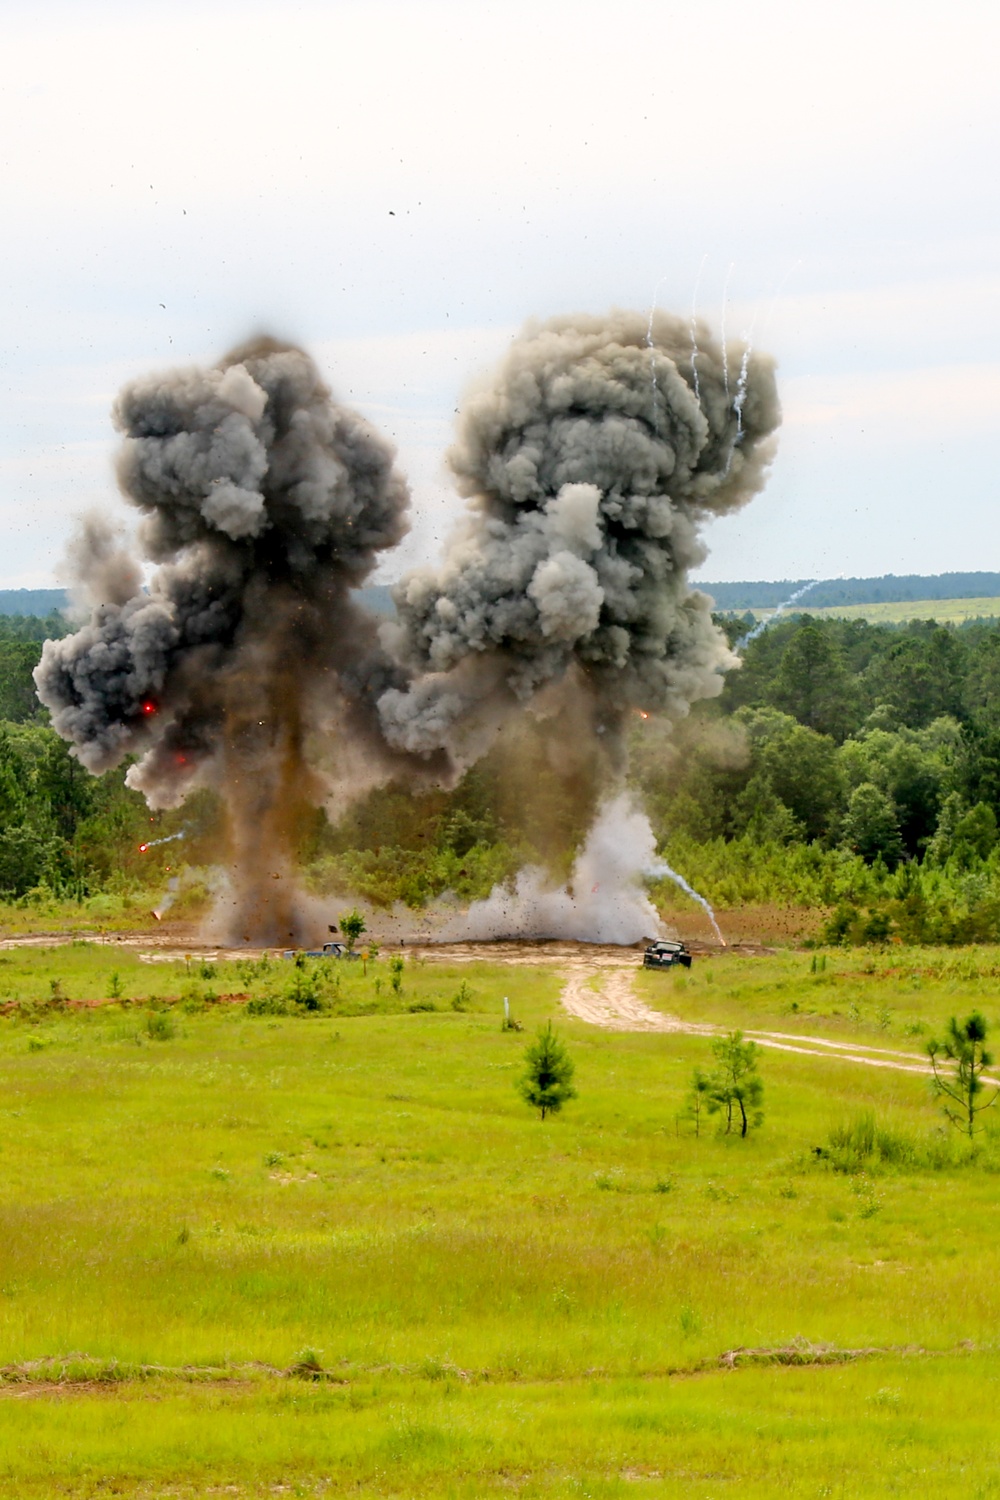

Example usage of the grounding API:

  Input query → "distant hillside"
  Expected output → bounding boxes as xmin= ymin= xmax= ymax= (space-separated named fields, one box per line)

xmin=355 ymin=584 xmax=395 ymax=616
xmin=9 ymin=576 xmax=1000 ymax=622
xmin=700 ymin=573 xmax=1000 ymax=611
xmin=0 ymin=589 xmax=69 ymax=616
xmin=0 ymin=584 xmax=397 ymax=620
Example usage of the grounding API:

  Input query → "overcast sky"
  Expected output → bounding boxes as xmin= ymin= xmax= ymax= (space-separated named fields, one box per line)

xmin=2 ymin=0 xmax=998 ymax=590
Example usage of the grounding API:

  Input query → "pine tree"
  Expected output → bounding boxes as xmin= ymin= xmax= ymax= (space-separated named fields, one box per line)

xmin=517 ymin=1023 xmax=577 ymax=1120
xmin=927 ymin=1013 xmax=999 ymax=1137
xmin=683 ymin=1067 xmax=713 ymax=1137
xmin=708 ymin=1031 xmax=764 ymax=1138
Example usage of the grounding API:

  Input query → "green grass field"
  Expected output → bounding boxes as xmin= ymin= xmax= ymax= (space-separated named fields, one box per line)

xmin=751 ymin=595 xmax=1000 ymax=625
xmin=1 ymin=941 xmax=1000 ymax=1495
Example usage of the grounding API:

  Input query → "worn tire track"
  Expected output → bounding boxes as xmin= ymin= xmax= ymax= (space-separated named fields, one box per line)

xmin=560 ymin=966 xmax=1000 ymax=1086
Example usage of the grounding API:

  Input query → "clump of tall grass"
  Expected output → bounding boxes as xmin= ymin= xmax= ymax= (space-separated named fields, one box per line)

xmin=816 ymin=1109 xmax=993 ymax=1173
xmin=146 ymin=1010 xmax=176 ymax=1041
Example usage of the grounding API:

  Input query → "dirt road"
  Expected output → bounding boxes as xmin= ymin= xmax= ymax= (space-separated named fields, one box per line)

xmin=1 ymin=927 xmax=991 ymax=1087
xmin=558 ymin=965 xmax=996 ymax=1085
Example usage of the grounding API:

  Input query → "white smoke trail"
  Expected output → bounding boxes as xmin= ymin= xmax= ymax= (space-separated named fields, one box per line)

xmin=733 ymin=341 xmax=752 ymax=439
xmin=759 ymin=258 xmax=803 ymax=340
xmin=689 ymin=253 xmax=708 ymax=404
xmin=720 ymin=261 xmax=735 ymax=399
xmin=645 ymin=276 xmax=669 ymax=432
xmin=736 ymin=579 xmax=821 ymax=649
xmin=646 ymin=855 xmax=725 ymax=946
xmin=139 ymin=829 xmax=187 ymax=853
xmin=440 ymin=795 xmax=727 ymax=948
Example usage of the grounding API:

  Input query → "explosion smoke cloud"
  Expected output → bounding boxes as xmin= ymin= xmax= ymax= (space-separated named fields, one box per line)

xmin=377 ymin=309 xmax=779 ymax=760
xmin=34 ymin=337 xmax=435 ymax=940
xmin=35 ymin=310 xmax=781 ymax=945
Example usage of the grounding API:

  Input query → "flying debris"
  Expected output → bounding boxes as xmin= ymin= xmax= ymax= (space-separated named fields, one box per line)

xmin=138 ymin=829 xmax=187 ymax=853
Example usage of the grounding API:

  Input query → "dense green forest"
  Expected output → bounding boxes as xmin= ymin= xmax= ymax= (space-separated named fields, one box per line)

xmin=7 ymin=607 xmax=1000 ymax=942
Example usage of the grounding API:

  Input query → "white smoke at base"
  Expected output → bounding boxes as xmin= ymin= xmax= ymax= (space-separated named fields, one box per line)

xmin=440 ymin=794 xmax=665 ymax=944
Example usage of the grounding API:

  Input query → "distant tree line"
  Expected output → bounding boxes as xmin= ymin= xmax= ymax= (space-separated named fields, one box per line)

xmin=704 ymin=573 xmax=1000 ymax=610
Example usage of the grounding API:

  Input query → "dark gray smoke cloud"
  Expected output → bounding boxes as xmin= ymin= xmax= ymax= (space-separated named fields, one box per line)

xmin=376 ymin=309 xmax=780 ymax=758
xmin=34 ymin=310 xmax=780 ymax=942
xmin=34 ymin=337 xmax=432 ymax=938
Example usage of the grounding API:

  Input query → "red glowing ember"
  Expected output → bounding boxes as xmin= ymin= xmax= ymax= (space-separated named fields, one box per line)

xmin=138 ymin=843 xmax=149 ymax=853
xmin=141 ymin=700 xmax=158 ymax=717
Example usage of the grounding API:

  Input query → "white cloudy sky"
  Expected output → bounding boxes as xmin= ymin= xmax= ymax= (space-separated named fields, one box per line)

xmin=2 ymin=0 xmax=998 ymax=588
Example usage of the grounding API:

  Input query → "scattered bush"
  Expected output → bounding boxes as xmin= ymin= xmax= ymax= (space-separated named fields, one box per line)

xmin=146 ymin=1011 xmax=176 ymax=1041
xmin=451 ymin=980 xmax=473 ymax=1011
xmin=815 ymin=1110 xmax=983 ymax=1173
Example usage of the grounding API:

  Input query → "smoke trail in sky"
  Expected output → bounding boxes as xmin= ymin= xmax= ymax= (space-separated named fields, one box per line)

xmin=646 ymin=853 xmax=725 ymax=945
xmin=736 ymin=579 xmax=821 ymax=649
xmin=689 ymin=253 xmax=708 ymax=404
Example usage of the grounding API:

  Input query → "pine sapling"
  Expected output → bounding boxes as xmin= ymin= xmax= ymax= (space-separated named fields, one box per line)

xmin=708 ymin=1031 xmax=764 ymax=1137
xmin=518 ymin=1022 xmax=577 ymax=1120
xmin=927 ymin=1012 xmax=999 ymax=1137
xmin=683 ymin=1066 xmax=713 ymax=1137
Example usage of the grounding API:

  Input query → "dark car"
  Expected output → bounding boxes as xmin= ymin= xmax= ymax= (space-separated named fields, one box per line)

xmin=642 ymin=939 xmax=693 ymax=970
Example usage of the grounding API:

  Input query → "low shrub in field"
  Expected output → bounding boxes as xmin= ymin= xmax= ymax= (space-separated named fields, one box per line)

xmin=815 ymin=1109 xmax=998 ymax=1172
xmin=146 ymin=1010 xmax=176 ymax=1041
xmin=246 ymin=992 xmax=291 ymax=1018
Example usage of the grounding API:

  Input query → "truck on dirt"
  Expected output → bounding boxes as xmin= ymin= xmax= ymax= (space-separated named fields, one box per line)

xmin=642 ymin=939 xmax=693 ymax=970
xmin=282 ymin=941 xmax=359 ymax=960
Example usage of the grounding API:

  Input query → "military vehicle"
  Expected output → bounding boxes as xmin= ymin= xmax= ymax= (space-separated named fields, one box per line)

xmin=282 ymin=940 xmax=359 ymax=960
xmin=642 ymin=939 xmax=693 ymax=970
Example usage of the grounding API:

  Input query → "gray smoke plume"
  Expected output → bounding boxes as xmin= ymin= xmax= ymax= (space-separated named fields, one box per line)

xmin=376 ymin=309 xmax=780 ymax=761
xmin=34 ymin=337 xmax=440 ymax=940
xmin=35 ymin=310 xmax=780 ymax=946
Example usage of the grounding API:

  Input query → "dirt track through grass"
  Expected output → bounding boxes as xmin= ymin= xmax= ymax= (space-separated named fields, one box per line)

xmin=559 ymin=966 xmax=1000 ymax=1086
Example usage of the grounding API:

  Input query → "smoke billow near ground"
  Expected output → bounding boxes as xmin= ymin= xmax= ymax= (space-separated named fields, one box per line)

xmin=35 ymin=311 xmax=779 ymax=944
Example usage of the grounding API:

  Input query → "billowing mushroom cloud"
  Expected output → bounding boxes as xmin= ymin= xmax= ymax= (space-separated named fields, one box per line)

xmin=376 ymin=309 xmax=780 ymax=766
xmin=34 ymin=337 xmax=440 ymax=941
